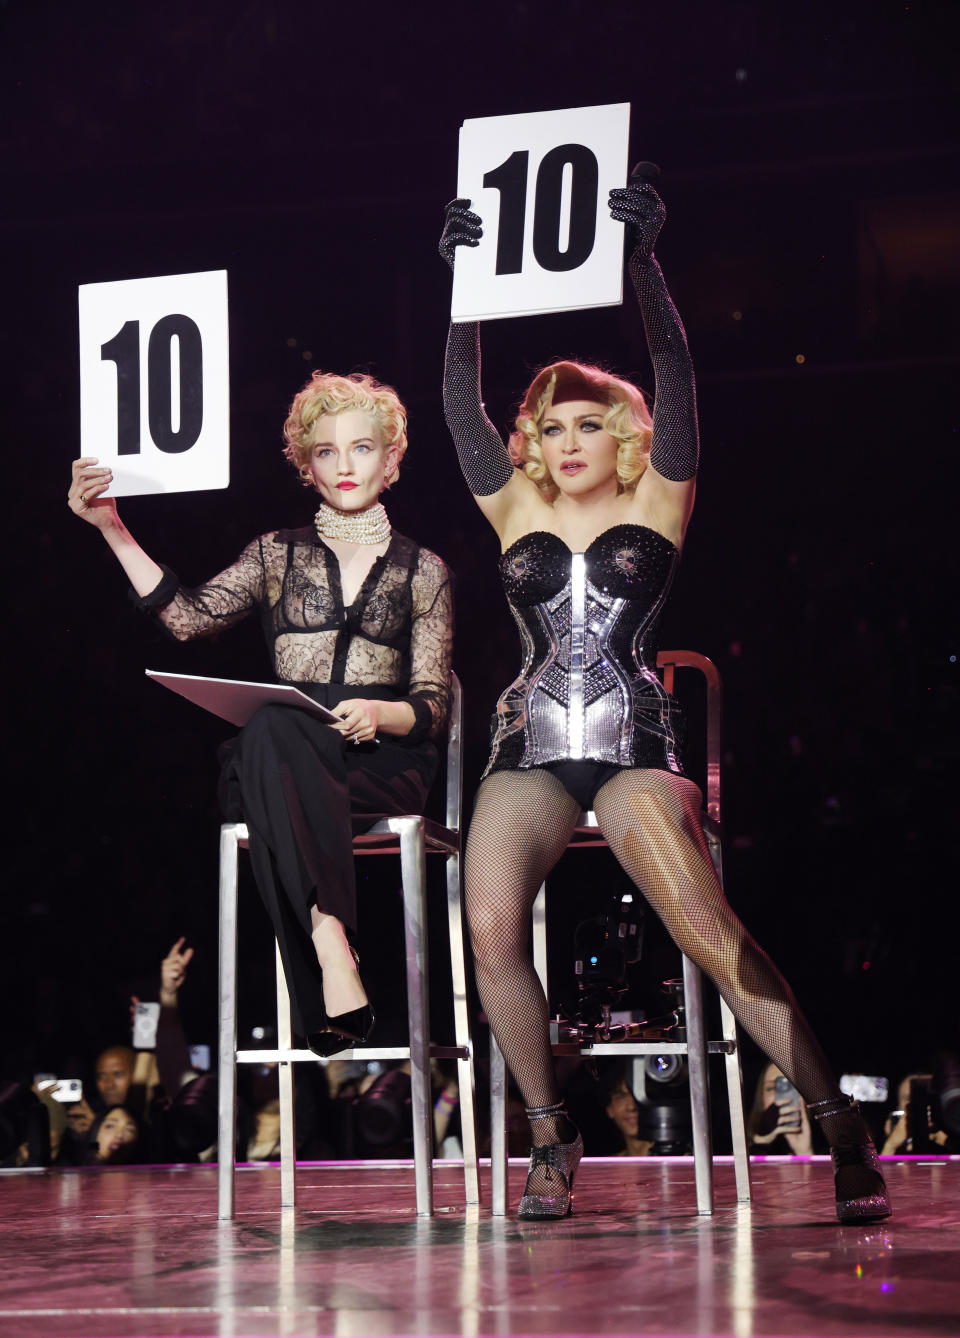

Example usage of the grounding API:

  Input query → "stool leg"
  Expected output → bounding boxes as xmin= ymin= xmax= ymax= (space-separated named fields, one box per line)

xmin=447 ymin=849 xmax=480 ymax=1206
xmin=704 ymin=828 xmax=751 ymax=1203
xmin=397 ymin=817 xmax=434 ymax=1217
xmin=532 ymin=884 xmax=548 ymax=993
xmin=275 ymin=940 xmax=296 ymax=1208
xmin=720 ymin=995 xmax=752 ymax=1202
xmin=490 ymin=1032 xmax=508 ymax=1216
xmin=682 ymin=952 xmax=714 ymax=1216
xmin=217 ymin=824 xmax=240 ymax=1221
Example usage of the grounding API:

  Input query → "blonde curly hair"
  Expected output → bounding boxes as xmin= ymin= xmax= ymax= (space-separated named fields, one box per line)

xmin=283 ymin=371 xmax=408 ymax=487
xmin=509 ymin=361 xmax=652 ymax=502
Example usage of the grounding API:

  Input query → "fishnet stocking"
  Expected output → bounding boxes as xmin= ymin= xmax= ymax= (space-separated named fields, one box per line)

xmin=465 ymin=769 xmax=581 ymax=1154
xmin=467 ymin=764 xmax=865 ymax=1163
xmin=591 ymin=768 xmax=864 ymax=1147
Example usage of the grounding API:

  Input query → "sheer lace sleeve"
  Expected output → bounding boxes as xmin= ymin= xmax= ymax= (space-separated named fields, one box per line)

xmin=404 ymin=548 xmax=454 ymax=743
xmin=629 ymin=253 xmax=700 ymax=484
xmin=139 ymin=535 xmax=268 ymax=641
xmin=443 ymin=321 xmax=515 ymax=497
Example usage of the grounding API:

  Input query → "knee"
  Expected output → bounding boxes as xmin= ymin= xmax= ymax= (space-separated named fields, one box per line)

xmin=243 ymin=704 xmax=340 ymax=757
xmin=464 ymin=897 xmax=500 ymax=964
xmin=243 ymin=703 xmax=296 ymax=742
xmin=464 ymin=894 xmax=524 ymax=974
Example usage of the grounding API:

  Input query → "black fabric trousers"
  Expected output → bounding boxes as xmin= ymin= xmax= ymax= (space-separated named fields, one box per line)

xmin=219 ymin=704 xmax=433 ymax=1037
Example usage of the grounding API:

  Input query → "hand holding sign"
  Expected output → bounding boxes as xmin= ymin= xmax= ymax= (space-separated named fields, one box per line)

xmin=439 ymin=198 xmax=483 ymax=270
xmin=450 ymin=102 xmax=630 ymax=323
xmin=608 ymin=161 xmax=665 ymax=262
xmin=68 ymin=456 xmax=116 ymax=530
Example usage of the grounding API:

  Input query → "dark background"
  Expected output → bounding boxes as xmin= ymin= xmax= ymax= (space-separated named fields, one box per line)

xmin=2 ymin=1 xmax=957 ymax=1108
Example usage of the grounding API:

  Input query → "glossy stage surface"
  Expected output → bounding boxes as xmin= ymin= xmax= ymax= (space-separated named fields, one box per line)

xmin=2 ymin=1156 xmax=958 ymax=1337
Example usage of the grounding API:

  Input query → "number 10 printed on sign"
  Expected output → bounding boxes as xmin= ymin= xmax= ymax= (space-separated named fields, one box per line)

xmin=79 ymin=269 xmax=229 ymax=498
xmin=451 ymin=102 xmax=630 ymax=323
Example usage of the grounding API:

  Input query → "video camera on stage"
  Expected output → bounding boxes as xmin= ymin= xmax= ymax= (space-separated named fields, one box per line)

xmin=571 ymin=892 xmax=644 ymax=1032
xmin=557 ymin=890 xmax=691 ymax=1049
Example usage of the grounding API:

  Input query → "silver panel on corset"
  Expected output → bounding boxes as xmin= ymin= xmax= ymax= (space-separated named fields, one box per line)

xmin=486 ymin=571 xmax=681 ymax=774
xmin=568 ymin=553 xmax=585 ymax=758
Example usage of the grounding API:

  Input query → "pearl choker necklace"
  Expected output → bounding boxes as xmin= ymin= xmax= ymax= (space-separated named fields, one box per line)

xmin=313 ymin=501 xmax=392 ymax=545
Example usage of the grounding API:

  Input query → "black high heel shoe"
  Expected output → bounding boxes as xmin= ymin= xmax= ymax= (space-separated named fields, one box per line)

xmin=307 ymin=946 xmax=375 ymax=1058
xmin=517 ymin=1100 xmax=583 ymax=1220
xmin=809 ymin=1094 xmax=892 ymax=1224
xmin=308 ymin=1003 xmax=376 ymax=1058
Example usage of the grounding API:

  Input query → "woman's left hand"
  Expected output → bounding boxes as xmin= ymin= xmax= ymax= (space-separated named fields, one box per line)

xmin=332 ymin=699 xmax=381 ymax=744
xmin=609 ymin=171 xmax=665 ymax=262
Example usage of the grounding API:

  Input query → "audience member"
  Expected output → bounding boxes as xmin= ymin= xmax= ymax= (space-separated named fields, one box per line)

xmin=87 ymin=1107 xmax=142 ymax=1165
xmin=602 ymin=1071 xmax=654 ymax=1156
xmin=747 ymin=1061 xmax=813 ymax=1155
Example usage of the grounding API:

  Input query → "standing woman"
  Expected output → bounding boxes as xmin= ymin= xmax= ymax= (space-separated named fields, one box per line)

xmin=439 ymin=177 xmax=889 ymax=1222
xmin=69 ymin=372 xmax=453 ymax=1055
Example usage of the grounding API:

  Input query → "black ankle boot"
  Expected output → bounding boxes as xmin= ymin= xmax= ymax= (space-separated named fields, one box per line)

xmin=809 ymin=1095 xmax=892 ymax=1224
xmin=517 ymin=1100 xmax=583 ymax=1220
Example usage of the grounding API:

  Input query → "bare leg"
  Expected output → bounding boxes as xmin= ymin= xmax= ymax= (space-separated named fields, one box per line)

xmin=310 ymin=907 xmax=368 ymax=1017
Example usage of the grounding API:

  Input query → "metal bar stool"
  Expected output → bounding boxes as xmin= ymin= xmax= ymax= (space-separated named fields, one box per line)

xmin=217 ymin=674 xmax=479 ymax=1218
xmin=489 ymin=651 xmax=751 ymax=1216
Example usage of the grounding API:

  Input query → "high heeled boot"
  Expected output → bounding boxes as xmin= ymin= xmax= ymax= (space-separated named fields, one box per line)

xmin=808 ymin=1094 xmax=892 ymax=1224
xmin=517 ymin=1100 xmax=584 ymax=1220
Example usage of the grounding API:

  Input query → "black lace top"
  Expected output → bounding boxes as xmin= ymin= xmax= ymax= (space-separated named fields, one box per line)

xmin=137 ymin=527 xmax=453 ymax=744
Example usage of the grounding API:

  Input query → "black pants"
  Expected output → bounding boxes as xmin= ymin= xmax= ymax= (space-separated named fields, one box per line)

xmin=219 ymin=704 xmax=433 ymax=1037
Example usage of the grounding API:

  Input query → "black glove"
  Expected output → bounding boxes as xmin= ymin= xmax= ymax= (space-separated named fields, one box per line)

xmin=608 ymin=168 xmax=666 ymax=264
xmin=438 ymin=197 xmax=483 ymax=270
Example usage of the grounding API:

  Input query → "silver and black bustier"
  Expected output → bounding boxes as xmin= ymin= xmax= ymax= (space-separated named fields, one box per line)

xmin=485 ymin=524 xmax=685 ymax=778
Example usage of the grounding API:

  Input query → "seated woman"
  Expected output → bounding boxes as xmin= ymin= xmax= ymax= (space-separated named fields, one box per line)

xmin=438 ymin=176 xmax=889 ymax=1223
xmin=69 ymin=372 xmax=453 ymax=1055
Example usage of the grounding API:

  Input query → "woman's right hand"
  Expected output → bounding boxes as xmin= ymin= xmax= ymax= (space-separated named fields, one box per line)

xmin=69 ymin=457 xmax=117 ymax=530
xmin=438 ymin=198 xmax=483 ymax=270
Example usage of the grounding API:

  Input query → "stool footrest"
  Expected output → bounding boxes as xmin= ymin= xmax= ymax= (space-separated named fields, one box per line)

xmin=547 ymin=1038 xmax=738 ymax=1057
xmin=236 ymin=1043 xmax=473 ymax=1065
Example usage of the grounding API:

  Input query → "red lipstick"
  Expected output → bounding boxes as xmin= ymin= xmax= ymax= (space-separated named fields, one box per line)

xmin=336 ymin=481 xmax=358 ymax=490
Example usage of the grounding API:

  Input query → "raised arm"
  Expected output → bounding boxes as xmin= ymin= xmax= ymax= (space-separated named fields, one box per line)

xmin=439 ymin=201 xmax=531 ymax=533
xmin=609 ymin=174 xmax=700 ymax=533
xmin=69 ymin=455 xmax=263 ymax=638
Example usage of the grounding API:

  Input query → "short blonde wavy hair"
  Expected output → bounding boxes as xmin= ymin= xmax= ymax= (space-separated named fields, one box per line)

xmin=283 ymin=371 xmax=408 ymax=487
xmin=509 ymin=361 xmax=652 ymax=502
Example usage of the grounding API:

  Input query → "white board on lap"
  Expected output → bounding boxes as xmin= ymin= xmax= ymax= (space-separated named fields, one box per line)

xmin=79 ymin=269 xmax=229 ymax=497
xmin=451 ymin=102 xmax=630 ymax=323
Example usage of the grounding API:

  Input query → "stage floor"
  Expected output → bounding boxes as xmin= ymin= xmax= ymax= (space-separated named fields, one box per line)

xmin=1 ymin=1155 xmax=958 ymax=1337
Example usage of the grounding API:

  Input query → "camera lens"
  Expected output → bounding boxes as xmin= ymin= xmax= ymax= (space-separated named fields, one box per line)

xmin=646 ymin=1054 xmax=683 ymax=1084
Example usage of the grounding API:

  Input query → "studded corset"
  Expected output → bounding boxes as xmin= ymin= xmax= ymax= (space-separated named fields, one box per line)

xmin=485 ymin=523 xmax=684 ymax=777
